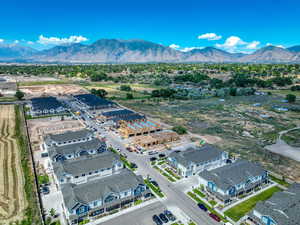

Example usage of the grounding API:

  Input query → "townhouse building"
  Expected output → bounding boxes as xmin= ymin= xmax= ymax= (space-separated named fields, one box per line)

xmin=198 ymin=159 xmax=268 ymax=204
xmin=167 ymin=144 xmax=228 ymax=177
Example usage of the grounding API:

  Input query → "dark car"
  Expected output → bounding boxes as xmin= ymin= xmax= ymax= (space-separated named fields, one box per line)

xmin=150 ymin=157 xmax=157 ymax=162
xmin=209 ymin=213 xmax=221 ymax=222
xmin=152 ymin=215 xmax=162 ymax=225
xmin=40 ymin=186 xmax=50 ymax=195
xmin=197 ymin=203 xmax=208 ymax=212
xmin=164 ymin=210 xmax=176 ymax=221
xmin=158 ymin=153 xmax=166 ymax=158
xmin=151 ymin=180 xmax=159 ymax=187
xmin=159 ymin=213 xmax=169 ymax=223
xmin=174 ymin=150 xmax=181 ymax=153
xmin=131 ymin=163 xmax=138 ymax=169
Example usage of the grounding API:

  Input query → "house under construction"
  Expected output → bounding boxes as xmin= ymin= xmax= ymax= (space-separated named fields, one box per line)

xmin=134 ymin=131 xmax=180 ymax=148
xmin=119 ymin=119 xmax=162 ymax=138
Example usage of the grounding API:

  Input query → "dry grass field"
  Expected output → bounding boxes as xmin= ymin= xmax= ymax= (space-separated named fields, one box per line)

xmin=0 ymin=105 xmax=28 ymax=223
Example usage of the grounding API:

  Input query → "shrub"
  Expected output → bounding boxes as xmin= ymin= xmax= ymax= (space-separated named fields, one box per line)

xmin=172 ymin=125 xmax=187 ymax=135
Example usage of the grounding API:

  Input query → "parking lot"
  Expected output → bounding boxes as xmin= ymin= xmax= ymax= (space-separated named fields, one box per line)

xmin=100 ymin=201 xmax=178 ymax=225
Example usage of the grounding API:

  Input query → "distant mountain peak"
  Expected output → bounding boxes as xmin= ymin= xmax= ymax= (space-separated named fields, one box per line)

xmin=0 ymin=38 xmax=299 ymax=63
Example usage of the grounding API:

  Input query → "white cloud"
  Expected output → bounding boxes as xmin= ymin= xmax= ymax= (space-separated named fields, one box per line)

xmin=246 ymin=41 xmax=260 ymax=49
xmin=266 ymin=43 xmax=285 ymax=48
xmin=14 ymin=40 xmax=19 ymax=44
xmin=37 ymin=35 xmax=88 ymax=45
xmin=0 ymin=39 xmax=4 ymax=43
xmin=198 ymin=33 xmax=222 ymax=41
xmin=180 ymin=47 xmax=204 ymax=52
xmin=27 ymin=41 xmax=34 ymax=45
xmin=169 ymin=44 xmax=180 ymax=49
xmin=215 ymin=36 xmax=260 ymax=52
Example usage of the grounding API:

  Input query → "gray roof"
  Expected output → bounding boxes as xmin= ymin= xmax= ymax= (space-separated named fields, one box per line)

xmin=45 ymin=129 xmax=93 ymax=144
xmin=199 ymin=159 xmax=266 ymax=190
xmin=61 ymin=169 xmax=144 ymax=210
xmin=169 ymin=144 xmax=224 ymax=167
xmin=53 ymin=151 xmax=121 ymax=177
xmin=252 ymin=183 xmax=300 ymax=225
xmin=31 ymin=96 xmax=64 ymax=111
xmin=48 ymin=138 xmax=106 ymax=157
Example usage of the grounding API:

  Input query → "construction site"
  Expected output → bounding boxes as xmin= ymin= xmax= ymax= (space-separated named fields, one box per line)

xmin=20 ymin=84 xmax=87 ymax=98
xmin=118 ymin=119 xmax=162 ymax=138
xmin=133 ymin=131 xmax=180 ymax=148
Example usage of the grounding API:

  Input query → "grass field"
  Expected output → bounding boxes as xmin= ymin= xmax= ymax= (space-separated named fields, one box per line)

xmin=118 ymin=94 xmax=300 ymax=181
xmin=224 ymin=186 xmax=282 ymax=222
xmin=84 ymin=82 xmax=162 ymax=100
xmin=0 ymin=105 xmax=27 ymax=223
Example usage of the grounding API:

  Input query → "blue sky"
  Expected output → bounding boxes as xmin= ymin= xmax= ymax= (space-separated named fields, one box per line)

xmin=0 ymin=0 xmax=299 ymax=52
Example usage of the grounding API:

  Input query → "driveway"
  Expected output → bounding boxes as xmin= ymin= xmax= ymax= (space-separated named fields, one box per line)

xmin=265 ymin=127 xmax=300 ymax=162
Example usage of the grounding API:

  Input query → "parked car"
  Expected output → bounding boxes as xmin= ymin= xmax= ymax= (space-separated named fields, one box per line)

xmin=164 ymin=210 xmax=176 ymax=221
xmin=152 ymin=215 xmax=162 ymax=225
xmin=174 ymin=150 xmax=181 ymax=153
xmin=158 ymin=153 xmax=166 ymax=158
xmin=151 ymin=180 xmax=159 ymax=187
xmin=159 ymin=213 xmax=169 ymax=223
xmin=209 ymin=213 xmax=221 ymax=222
xmin=131 ymin=163 xmax=138 ymax=169
xmin=150 ymin=157 xmax=157 ymax=162
xmin=148 ymin=151 xmax=157 ymax=155
xmin=40 ymin=186 xmax=50 ymax=195
xmin=197 ymin=203 xmax=208 ymax=212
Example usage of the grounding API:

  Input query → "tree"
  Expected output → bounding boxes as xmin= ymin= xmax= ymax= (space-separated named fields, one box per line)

xmin=15 ymin=89 xmax=25 ymax=100
xmin=126 ymin=93 xmax=134 ymax=99
xmin=120 ymin=85 xmax=132 ymax=92
xmin=90 ymin=88 xmax=108 ymax=98
xmin=90 ymin=72 xmax=107 ymax=81
xmin=286 ymin=94 xmax=296 ymax=103
xmin=49 ymin=208 xmax=56 ymax=217
xmin=172 ymin=125 xmax=187 ymax=135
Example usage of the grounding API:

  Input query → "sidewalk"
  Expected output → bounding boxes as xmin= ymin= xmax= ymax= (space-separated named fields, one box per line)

xmin=88 ymin=198 xmax=159 ymax=225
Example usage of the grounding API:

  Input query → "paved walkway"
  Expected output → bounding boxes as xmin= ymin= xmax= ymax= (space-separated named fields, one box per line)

xmin=265 ymin=126 xmax=300 ymax=162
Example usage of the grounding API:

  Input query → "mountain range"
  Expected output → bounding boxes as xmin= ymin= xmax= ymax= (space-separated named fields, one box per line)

xmin=1 ymin=39 xmax=300 ymax=63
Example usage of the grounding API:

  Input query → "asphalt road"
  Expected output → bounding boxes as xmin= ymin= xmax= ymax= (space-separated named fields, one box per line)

xmin=100 ymin=201 xmax=167 ymax=225
xmin=67 ymin=102 xmax=219 ymax=225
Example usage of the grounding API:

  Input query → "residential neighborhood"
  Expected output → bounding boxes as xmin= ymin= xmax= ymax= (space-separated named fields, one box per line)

xmin=18 ymin=90 xmax=298 ymax=225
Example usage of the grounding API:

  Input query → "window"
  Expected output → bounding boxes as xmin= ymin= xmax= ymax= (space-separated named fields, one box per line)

xmin=95 ymin=170 xmax=98 ymax=173
xmin=89 ymin=172 xmax=93 ymax=175
xmin=75 ymin=176 xmax=79 ymax=179
xmin=82 ymin=174 xmax=86 ymax=177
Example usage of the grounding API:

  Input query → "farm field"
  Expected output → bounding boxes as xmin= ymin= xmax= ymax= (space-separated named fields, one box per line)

xmin=0 ymin=105 xmax=27 ymax=223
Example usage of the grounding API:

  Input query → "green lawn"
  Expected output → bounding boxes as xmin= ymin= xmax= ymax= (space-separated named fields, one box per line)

xmin=144 ymin=179 xmax=164 ymax=198
xmin=269 ymin=175 xmax=290 ymax=187
xmin=193 ymin=188 xmax=206 ymax=198
xmin=224 ymin=186 xmax=282 ymax=222
xmin=153 ymin=166 xmax=176 ymax=182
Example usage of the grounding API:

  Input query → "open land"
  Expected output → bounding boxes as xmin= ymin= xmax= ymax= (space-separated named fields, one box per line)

xmin=118 ymin=94 xmax=300 ymax=181
xmin=20 ymin=84 xmax=87 ymax=98
xmin=0 ymin=105 xmax=27 ymax=224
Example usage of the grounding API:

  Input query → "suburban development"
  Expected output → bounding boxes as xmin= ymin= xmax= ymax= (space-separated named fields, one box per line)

xmin=0 ymin=1 xmax=300 ymax=224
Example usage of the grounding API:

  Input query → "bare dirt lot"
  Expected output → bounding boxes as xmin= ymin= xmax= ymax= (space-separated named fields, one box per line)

xmin=0 ymin=105 xmax=27 ymax=223
xmin=20 ymin=84 xmax=87 ymax=98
